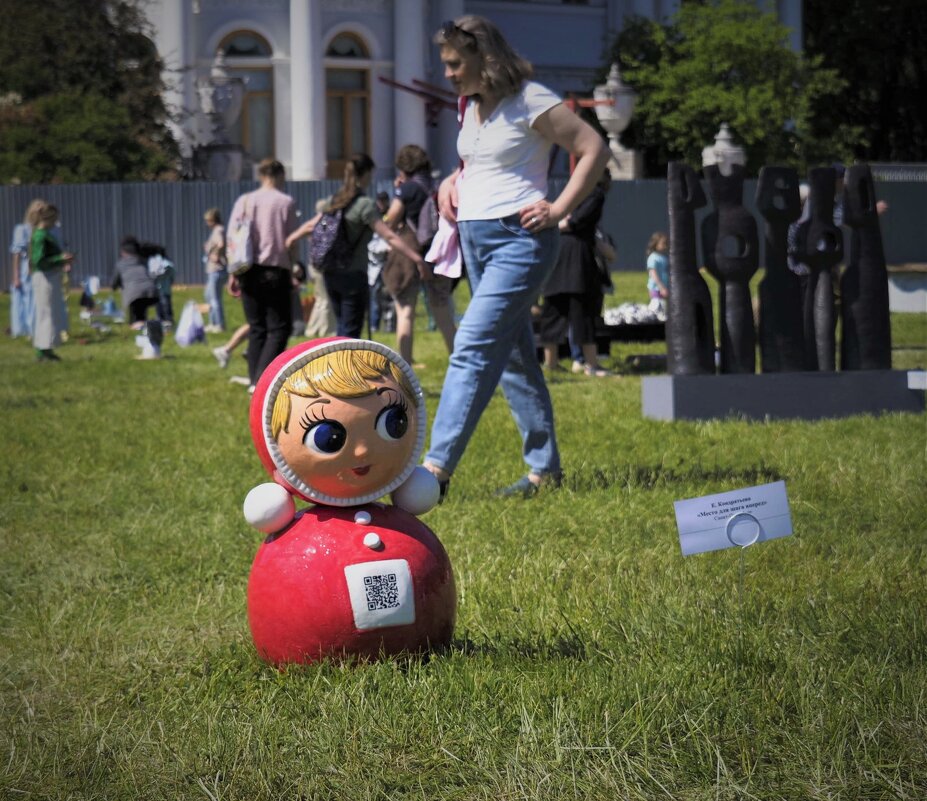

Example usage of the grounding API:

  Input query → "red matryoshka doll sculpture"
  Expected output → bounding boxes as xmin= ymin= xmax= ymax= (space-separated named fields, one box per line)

xmin=243 ymin=337 xmax=455 ymax=665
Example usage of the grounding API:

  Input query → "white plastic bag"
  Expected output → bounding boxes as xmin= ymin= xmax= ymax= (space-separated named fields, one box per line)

xmin=175 ymin=300 xmax=205 ymax=346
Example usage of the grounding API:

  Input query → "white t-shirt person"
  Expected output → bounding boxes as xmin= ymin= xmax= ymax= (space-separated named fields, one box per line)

xmin=456 ymin=81 xmax=562 ymax=221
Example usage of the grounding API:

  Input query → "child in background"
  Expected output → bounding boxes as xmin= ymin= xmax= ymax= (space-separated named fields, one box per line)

xmin=143 ymin=242 xmax=176 ymax=329
xmin=646 ymin=231 xmax=669 ymax=318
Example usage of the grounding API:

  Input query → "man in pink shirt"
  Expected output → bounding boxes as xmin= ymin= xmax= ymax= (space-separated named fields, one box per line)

xmin=228 ymin=159 xmax=298 ymax=391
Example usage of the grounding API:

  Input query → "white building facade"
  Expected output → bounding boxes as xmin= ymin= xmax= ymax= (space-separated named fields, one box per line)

xmin=148 ymin=0 xmax=803 ymax=181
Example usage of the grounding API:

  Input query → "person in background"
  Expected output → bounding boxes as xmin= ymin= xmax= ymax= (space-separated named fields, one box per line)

xmin=539 ymin=168 xmax=613 ymax=377
xmin=142 ymin=241 xmax=175 ymax=329
xmin=368 ymin=191 xmax=392 ymax=334
xmin=227 ymin=158 xmax=298 ymax=392
xmin=30 ymin=204 xmax=75 ymax=361
xmin=421 ymin=16 xmax=609 ymax=499
xmin=287 ymin=199 xmax=337 ymax=339
xmin=287 ymin=153 xmax=426 ymax=339
xmin=212 ymin=322 xmax=250 ymax=371
xmin=290 ymin=260 xmax=308 ymax=338
xmin=203 ymin=207 xmax=227 ymax=333
xmin=645 ymin=231 xmax=669 ymax=317
xmin=382 ymin=144 xmax=456 ymax=364
xmin=9 ymin=198 xmax=45 ymax=339
xmin=111 ymin=236 xmax=158 ymax=330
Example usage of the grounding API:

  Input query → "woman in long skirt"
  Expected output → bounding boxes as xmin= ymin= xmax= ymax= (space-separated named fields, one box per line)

xmin=31 ymin=204 xmax=74 ymax=361
xmin=8 ymin=199 xmax=45 ymax=338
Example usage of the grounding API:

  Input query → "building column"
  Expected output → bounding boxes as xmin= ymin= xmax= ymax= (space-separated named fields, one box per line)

xmin=433 ymin=0 xmax=465 ymax=176
xmin=290 ymin=0 xmax=325 ymax=179
xmin=393 ymin=0 xmax=427 ymax=150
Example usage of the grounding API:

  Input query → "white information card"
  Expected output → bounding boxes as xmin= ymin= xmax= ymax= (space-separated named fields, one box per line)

xmin=674 ymin=480 xmax=793 ymax=556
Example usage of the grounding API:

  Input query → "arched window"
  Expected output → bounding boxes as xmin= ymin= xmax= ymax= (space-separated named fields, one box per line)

xmin=325 ymin=33 xmax=371 ymax=179
xmin=219 ymin=31 xmax=274 ymax=162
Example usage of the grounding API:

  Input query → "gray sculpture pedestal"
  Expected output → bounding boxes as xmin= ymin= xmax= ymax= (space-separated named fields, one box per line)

xmin=642 ymin=370 xmax=925 ymax=421
xmin=887 ymin=266 xmax=927 ymax=313
xmin=193 ymin=143 xmax=247 ymax=181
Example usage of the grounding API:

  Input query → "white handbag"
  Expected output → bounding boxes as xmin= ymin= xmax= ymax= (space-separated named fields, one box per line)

xmin=227 ymin=195 xmax=254 ymax=275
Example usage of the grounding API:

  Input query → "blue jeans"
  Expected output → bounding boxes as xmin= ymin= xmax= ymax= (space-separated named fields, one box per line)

xmin=426 ymin=214 xmax=560 ymax=477
xmin=205 ymin=269 xmax=227 ymax=329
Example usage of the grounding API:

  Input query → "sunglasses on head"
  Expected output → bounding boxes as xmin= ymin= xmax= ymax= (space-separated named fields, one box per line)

xmin=440 ymin=20 xmax=476 ymax=42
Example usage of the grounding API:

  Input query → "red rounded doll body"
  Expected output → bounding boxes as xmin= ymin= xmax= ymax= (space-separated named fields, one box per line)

xmin=244 ymin=338 xmax=455 ymax=665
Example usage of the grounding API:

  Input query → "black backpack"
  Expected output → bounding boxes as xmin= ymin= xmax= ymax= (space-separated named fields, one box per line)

xmin=408 ymin=176 xmax=439 ymax=248
xmin=309 ymin=194 xmax=362 ymax=273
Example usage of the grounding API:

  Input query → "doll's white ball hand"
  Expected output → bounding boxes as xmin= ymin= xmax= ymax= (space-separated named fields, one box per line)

xmin=391 ymin=466 xmax=440 ymax=515
xmin=244 ymin=483 xmax=296 ymax=534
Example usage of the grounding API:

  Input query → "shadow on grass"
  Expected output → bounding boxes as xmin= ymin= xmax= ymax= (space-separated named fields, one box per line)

xmin=450 ymin=632 xmax=589 ymax=660
xmin=563 ymin=463 xmax=784 ymax=492
xmin=622 ymin=353 xmax=668 ymax=374
xmin=437 ymin=464 xmax=784 ymax=503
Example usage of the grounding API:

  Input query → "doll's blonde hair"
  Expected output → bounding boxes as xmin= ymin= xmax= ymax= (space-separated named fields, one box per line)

xmin=270 ymin=349 xmax=415 ymax=440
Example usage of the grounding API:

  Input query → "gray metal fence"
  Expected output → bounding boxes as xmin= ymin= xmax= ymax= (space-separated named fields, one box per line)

xmin=2 ymin=177 xmax=924 ymax=287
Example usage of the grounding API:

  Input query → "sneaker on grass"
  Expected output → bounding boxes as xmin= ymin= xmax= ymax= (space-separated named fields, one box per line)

xmin=213 ymin=347 xmax=230 ymax=369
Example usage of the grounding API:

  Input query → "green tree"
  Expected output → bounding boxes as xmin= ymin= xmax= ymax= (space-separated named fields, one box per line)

xmin=804 ymin=0 xmax=927 ymax=163
xmin=0 ymin=0 xmax=177 ymax=183
xmin=601 ymin=0 xmax=856 ymax=176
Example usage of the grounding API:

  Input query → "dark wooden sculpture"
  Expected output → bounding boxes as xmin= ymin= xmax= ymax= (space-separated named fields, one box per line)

xmin=795 ymin=167 xmax=844 ymax=371
xmin=840 ymin=164 xmax=892 ymax=370
xmin=701 ymin=164 xmax=759 ymax=374
xmin=666 ymin=162 xmax=714 ymax=375
xmin=755 ymin=167 xmax=804 ymax=372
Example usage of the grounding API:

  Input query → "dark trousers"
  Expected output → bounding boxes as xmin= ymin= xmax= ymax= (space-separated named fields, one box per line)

xmin=538 ymin=293 xmax=596 ymax=346
xmin=240 ymin=265 xmax=293 ymax=385
xmin=324 ymin=271 xmax=368 ymax=339
xmin=156 ymin=292 xmax=174 ymax=325
xmin=128 ymin=296 xmax=157 ymax=324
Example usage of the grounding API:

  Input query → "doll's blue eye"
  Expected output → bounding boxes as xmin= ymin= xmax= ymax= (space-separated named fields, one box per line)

xmin=303 ymin=421 xmax=347 ymax=454
xmin=375 ymin=405 xmax=408 ymax=441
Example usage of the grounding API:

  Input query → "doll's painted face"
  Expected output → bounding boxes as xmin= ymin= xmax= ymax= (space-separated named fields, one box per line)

xmin=275 ymin=376 xmax=417 ymax=499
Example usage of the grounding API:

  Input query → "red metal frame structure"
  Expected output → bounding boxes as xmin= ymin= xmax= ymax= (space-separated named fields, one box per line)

xmin=377 ymin=76 xmax=456 ymax=126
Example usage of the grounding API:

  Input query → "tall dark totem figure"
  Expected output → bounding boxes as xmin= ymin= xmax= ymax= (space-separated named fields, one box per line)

xmin=755 ymin=167 xmax=804 ymax=372
xmin=666 ymin=162 xmax=714 ymax=374
xmin=840 ymin=164 xmax=892 ymax=370
xmin=701 ymin=164 xmax=759 ymax=373
xmin=794 ymin=167 xmax=844 ymax=371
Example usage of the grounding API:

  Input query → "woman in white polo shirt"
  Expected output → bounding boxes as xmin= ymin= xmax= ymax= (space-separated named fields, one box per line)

xmin=423 ymin=15 xmax=609 ymax=499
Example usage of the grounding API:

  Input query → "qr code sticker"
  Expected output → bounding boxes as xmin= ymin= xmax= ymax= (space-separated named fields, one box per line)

xmin=344 ymin=558 xmax=415 ymax=630
xmin=364 ymin=573 xmax=400 ymax=610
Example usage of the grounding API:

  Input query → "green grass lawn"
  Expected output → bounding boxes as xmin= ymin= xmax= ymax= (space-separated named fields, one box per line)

xmin=1 ymin=274 xmax=925 ymax=800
